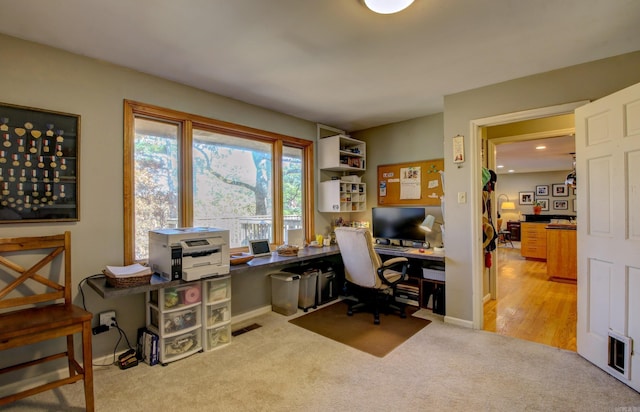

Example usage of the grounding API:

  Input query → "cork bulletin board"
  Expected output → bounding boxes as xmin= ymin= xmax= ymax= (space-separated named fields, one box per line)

xmin=377 ymin=158 xmax=444 ymax=206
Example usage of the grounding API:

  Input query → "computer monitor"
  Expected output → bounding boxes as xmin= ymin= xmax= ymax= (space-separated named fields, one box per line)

xmin=372 ymin=207 xmax=426 ymax=243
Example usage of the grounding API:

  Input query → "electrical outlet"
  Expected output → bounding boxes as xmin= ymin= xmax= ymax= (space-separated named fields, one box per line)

xmin=99 ymin=310 xmax=116 ymax=329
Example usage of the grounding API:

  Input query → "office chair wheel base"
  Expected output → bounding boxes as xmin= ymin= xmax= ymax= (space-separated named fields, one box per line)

xmin=374 ymin=317 xmax=380 ymax=325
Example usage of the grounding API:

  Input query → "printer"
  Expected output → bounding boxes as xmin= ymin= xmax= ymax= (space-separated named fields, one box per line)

xmin=149 ymin=227 xmax=230 ymax=282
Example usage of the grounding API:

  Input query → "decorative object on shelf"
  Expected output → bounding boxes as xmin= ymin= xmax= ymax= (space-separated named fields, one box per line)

xmin=536 ymin=185 xmax=549 ymax=196
xmin=363 ymin=0 xmax=415 ymax=14
xmin=552 ymin=183 xmax=569 ymax=197
xmin=519 ymin=191 xmax=534 ymax=205
xmin=0 ymin=102 xmax=79 ymax=223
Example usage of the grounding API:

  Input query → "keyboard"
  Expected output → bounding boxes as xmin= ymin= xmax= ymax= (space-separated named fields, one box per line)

xmin=374 ymin=244 xmax=408 ymax=251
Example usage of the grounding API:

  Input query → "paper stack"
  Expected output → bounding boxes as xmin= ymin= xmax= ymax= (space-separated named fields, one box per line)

xmin=104 ymin=263 xmax=152 ymax=278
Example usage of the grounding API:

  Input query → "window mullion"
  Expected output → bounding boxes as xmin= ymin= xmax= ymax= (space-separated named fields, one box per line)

xmin=181 ymin=120 xmax=193 ymax=227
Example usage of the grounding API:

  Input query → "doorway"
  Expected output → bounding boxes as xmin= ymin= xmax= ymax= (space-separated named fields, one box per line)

xmin=469 ymin=101 xmax=587 ymax=333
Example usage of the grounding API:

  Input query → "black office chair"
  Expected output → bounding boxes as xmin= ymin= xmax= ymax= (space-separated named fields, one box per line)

xmin=334 ymin=227 xmax=409 ymax=324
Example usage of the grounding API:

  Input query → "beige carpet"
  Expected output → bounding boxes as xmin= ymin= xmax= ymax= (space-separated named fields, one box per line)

xmin=4 ymin=308 xmax=640 ymax=411
xmin=289 ymin=301 xmax=430 ymax=357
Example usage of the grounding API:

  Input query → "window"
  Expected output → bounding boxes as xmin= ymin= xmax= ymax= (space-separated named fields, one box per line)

xmin=124 ymin=101 xmax=314 ymax=263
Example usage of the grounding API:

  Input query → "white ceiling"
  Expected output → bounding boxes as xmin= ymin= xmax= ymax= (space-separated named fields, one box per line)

xmin=1 ymin=0 xmax=639 ymax=134
xmin=495 ymin=135 xmax=576 ymax=175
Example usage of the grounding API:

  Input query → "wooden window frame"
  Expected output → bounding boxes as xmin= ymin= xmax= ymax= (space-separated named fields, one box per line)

xmin=123 ymin=100 xmax=314 ymax=264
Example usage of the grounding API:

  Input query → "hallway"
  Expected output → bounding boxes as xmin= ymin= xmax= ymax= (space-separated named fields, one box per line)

xmin=483 ymin=244 xmax=577 ymax=351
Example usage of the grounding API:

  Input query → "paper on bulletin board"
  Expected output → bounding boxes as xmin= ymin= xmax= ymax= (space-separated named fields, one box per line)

xmin=400 ymin=166 xmax=421 ymax=199
xmin=379 ymin=181 xmax=387 ymax=197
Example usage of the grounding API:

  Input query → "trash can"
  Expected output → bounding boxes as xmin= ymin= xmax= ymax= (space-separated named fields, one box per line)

xmin=270 ymin=273 xmax=300 ymax=315
xmin=298 ymin=270 xmax=318 ymax=312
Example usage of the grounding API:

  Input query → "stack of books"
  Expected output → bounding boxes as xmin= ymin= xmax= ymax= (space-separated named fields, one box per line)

xmin=395 ymin=283 xmax=419 ymax=307
xmin=136 ymin=327 xmax=159 ymax=366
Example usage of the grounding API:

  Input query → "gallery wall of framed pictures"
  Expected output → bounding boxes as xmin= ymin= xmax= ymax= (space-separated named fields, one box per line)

xmin=498 ymin=172 xmax=577 ymax=217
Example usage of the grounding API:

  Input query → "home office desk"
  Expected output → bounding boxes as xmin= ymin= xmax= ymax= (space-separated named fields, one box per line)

xmin=373 ymin=245 xmax=446 ymax=315
xmin=87 ymin=244 xmax=445 ymax=313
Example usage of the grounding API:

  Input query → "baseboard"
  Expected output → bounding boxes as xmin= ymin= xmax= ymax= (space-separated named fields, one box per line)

xmin=444 ymin=315 xmax=474 ymax=329
xmin=483 ymin=293 xmax=492 ymax=304
xmin=231 ymin=305 xmax=272 ymax=327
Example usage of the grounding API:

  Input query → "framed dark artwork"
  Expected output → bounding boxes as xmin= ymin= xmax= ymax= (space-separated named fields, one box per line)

xmin=553 ymin=200 xmax=568 ymax=210
xmin=519 ymin=191 xmax=534 ymax=205
xmin=552 ymin=183 xmax=568 ymax=197
xmin=0 ymin=102 xmax=79 ymax=223
xmin=536 ymin=185 xmax=549 ymax=196
xmin=536 ymin=198 xmax=549 ymax=211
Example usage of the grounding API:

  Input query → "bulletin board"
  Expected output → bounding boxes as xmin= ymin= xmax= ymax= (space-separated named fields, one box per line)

xmin=377 ymin=159 xmax=444 ymax=206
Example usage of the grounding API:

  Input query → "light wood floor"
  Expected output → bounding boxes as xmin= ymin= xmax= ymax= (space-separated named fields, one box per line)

xmin=483 ymin=244 xmax=577 ymax=351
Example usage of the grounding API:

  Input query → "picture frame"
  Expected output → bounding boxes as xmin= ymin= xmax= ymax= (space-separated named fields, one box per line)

xmin=552 ymin=183 xmax=568 ymax=197
xmin=536 ymin=198 xmax=549 ymax=211
xmin=536 ymin=185 xmax=549 ymax=196
xmin=519 ymin=191 xmax=534 ymax=205
xmin=0 ymin=102 xmax=79 ymax=223
xmin=553 ymin=200 xmax=568 ymax=210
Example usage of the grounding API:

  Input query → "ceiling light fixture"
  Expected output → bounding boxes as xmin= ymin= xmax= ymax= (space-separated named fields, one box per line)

xmin=363 ymin=0 xmax=415 ymax=14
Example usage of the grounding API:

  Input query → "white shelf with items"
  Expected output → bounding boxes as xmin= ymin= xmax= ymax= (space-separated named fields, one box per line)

xmin=202 ymin=276 xmax=232 ymax=351
xmin=318 ymin=134 xmax=366 ymax=172
xmin=146 ymin=282 xmax=203 ymax=365
xmin=319 ymin=180 xmax=366 ymax=213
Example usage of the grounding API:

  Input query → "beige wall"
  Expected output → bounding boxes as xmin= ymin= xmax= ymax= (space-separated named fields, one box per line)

xmin=443 ymin=51 xmax=640 ymax=325
xmin=0 ymin=33 xmax=318 ymax=372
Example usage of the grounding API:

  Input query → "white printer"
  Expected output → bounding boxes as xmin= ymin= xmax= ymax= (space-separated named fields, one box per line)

xmin=149 ymin=227 xmax=230 ymax=282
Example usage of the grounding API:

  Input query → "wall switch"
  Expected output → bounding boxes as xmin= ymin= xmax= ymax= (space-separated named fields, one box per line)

xmin=457 ymin=192 xmax=467 ymax=204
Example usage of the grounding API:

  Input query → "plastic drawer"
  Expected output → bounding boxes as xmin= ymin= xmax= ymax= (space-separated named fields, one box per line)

xmin=206 ymin=324 xmax=231 ymax=351
xmin=205 ymin=301 xmax=231 ymax=328
xmin=206 ymin=278 xmax=230 ymax=303
xmin=163 ymin=330 xmax=201 ymax=361
xmin=163 ymin=307 xmax=200 ymax=334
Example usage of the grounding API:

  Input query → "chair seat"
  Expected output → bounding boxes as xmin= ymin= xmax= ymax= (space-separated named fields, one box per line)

xmin=0 ymin=303 xmax=92 ymax=350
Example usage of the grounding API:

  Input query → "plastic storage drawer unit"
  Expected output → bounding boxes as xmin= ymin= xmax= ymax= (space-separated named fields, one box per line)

xmin=270 ymin=273 xmax=300 ymax=315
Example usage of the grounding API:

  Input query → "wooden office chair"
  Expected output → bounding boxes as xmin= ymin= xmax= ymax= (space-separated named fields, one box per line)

xmin=334 ymin=227 xmax=408 ymax=324
xmin=0 ymin=232 xmax=94 ymax=411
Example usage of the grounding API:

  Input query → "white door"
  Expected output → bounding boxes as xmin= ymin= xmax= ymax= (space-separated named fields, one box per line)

xmin=576 ymin=81 xmax=640 ymax=391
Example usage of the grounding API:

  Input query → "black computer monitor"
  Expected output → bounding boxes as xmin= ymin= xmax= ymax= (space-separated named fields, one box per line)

xmin=372 ymin=207 xmax=426 ymax=243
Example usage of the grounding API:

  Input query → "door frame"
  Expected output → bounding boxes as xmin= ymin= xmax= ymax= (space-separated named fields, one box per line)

xmin=469 ymin=101 xmax=589 ymax=329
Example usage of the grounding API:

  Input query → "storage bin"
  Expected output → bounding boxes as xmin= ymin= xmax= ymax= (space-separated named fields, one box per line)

xmin=270 ymin=273 xmax=300 ymax=315
xmin=298 ymin=270 xmax=318 ymax=312
xmin=206 ymin=324 xmax=231 ymax=350
xmin=422 ymin=267 xmax=445 ymax=281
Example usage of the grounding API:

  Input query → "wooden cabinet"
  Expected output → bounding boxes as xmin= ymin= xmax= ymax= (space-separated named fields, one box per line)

xmin=507 ymin=221 xmax=521 ymax=241
xmin=520 ymin=222 xmax=547 ymax=260
xmin=546 ymin=227 xmax=577 ymax=282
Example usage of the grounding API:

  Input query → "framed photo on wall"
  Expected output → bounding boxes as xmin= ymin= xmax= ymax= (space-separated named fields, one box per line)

xmin=552 ymin=183 xmax=568 ymax=197
xmin=536 ymin=185 xmax=549 ymax=196
xmin=0 ymin=102 xmax=79 ymax=223
xmin=553 ymin=200 xmax=569 ymax=210
xmin=536 ymin=198 xmax=549 ymax=211
xmin=519 ymin=191 xmax=534 ymax=205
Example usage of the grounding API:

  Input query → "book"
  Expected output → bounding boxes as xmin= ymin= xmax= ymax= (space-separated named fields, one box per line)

xmin=104 ymin=263 xmax=152 ymax=278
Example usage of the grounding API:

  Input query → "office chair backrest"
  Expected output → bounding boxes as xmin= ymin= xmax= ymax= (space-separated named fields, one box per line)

xmin=334 ymin=227 xmax=383 ymax=289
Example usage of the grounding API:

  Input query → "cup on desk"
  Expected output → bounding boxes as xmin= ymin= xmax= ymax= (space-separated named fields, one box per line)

xmin=323 ymin=238 xmax=331 ymax=247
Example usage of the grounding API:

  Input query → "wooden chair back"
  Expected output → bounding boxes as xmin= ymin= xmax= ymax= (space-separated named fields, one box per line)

xmin=0 ymin=232 xmax=71 ymax=310
xmin=0 ymin=231 xmax=94 ymax=411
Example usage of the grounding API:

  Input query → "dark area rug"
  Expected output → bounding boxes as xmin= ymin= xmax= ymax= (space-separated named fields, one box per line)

xmin=289 ymin=301 xmax=431 ymax=357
